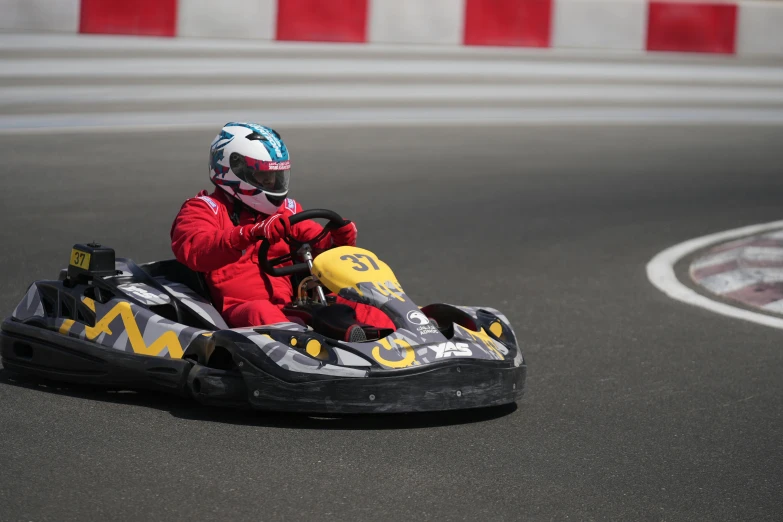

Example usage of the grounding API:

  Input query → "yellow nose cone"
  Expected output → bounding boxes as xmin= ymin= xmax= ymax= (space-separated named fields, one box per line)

xmin=489 ymin=321 xmax=503 ymax=338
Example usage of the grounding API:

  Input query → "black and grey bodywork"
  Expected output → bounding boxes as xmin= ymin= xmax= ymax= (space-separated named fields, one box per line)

xmin=1 ymin=236 xmax=526 ymax=414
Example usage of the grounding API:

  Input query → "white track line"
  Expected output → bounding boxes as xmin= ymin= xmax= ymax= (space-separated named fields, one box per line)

xmin=4 ymin=84 xmax=783 ymax=105
xmin=647 ymin=220 xmax=783 ymax=330
xmin=3 ymin=58 xmax=783 ymax=83
xmin=4 ymin=107 xmax=783 ymax=135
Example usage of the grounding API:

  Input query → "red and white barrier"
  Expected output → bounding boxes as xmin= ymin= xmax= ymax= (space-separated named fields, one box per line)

xmin=464 ymin=0 xmax=553 ymax=48
xmin=369 ymin=0 xmax=465 ymax=45
xmin=646 ymin=1 xmax=737 ymax=54
xmin=737 ymin=1 xmax=783 ymax=56
xmin=80 ymin=0 xmax=178 ymax=37
xmin=276 ymin=0 xmax=368 ymax=42
xmin=177 ymin=0 xmax=276 ymax=40
xmin=553 ymin=0 xmax=647 ymax=51
xmin=0 ymin=0 xmax=79 ymax=33
xmin=2 ymin=0 xmax=782 ymax=56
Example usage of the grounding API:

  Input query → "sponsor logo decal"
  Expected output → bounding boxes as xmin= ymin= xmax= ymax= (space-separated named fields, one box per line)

xmin=406 ymin=309 xmax=440 ymax=335
xmin=372 ymin=337 xmax=415 ymax=368
xmin=267 ymin=160 xmax=290 ymax=171
xmin=285 ymin=198 xmax=297 ymax=214
xmin=196 ymin=196 xmax=219 ymax=215
xmin=245 ymin=158 xmax=290 ymax=172
xmin=119 ymin=284 xmax=170 ymax=305
xmin=407 ymin=310 xmax=430 ymax=325
xmin=432 ymin=341 xmax=473 ymax=358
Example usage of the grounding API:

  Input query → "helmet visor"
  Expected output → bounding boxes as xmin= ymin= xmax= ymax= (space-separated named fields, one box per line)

xmin=231 ymin=156 xmax=291 ymax=196
xmin=248 ymin=169 xmax=290 ymax=196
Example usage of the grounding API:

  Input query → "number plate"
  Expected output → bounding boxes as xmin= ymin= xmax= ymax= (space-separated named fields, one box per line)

xmin=312 ymin=246 xmax=403 ymax=296
xmin=70 ymin=248 xmax=91 ymax=270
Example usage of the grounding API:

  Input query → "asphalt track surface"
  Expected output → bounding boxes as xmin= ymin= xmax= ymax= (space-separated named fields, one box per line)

xmin=1 ymin=125 xmax=782 ymax=521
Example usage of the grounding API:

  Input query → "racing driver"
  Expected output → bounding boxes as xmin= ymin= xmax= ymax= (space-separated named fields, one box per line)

xmin=171 ymin=122 xmax=394 ymax=339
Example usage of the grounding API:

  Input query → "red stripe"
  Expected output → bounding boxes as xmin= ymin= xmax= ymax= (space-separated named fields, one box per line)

xmin=646 ymin=1 xmax=737 ymax=54
xmin=79 ymin=0 xmax=177 ymax=37
xmin=723 ymin=283 xmax=783 ymax=307
xmin=276 ymin=0 xmax=368 ymax=43
xmin=463 ymin=0 xmax=552 ymax=48
xmin=691 ymin=260 xmax=739 ymax=281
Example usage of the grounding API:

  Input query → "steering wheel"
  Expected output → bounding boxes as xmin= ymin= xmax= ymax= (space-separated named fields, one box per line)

xmin=258 ymin=209 xmax=347 ymax=276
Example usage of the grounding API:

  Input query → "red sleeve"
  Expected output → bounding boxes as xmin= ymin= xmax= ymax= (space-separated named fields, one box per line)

xmin=170 ymin=198 xmax=254 ymax=272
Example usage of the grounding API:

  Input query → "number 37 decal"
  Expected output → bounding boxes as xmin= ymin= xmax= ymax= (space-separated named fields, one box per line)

xmin=340 ymin=253 xmax=380 ymax=272
xmin=70 ymin=249 xmax=91 ymax=270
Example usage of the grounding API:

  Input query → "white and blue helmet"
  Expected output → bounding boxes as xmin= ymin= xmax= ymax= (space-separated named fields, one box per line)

xmin=209 ymin=122 xmax=291 ymax=215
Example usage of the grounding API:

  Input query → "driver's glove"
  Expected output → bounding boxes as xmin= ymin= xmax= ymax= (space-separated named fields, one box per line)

xmin=248 ymin=213 xmax=290 ymax=245
xmin=229 ymin=213 xmax=291 ymax=251
xmin=331 ymin=220 xmax=357 ymax=247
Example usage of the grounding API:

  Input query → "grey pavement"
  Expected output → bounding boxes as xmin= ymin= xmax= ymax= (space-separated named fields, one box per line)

xmin=0 ymin=125 xmax=782 ymax=521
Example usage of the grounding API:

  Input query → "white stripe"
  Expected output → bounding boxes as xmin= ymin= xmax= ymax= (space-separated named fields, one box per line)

xmin=646 ymin=220 xmax=783 ymax=331
xmin=263 ymin=215 xmax=278 ymax=237
xmin=0 ymin=32 xmax=722 ymax=59
xmin=369 ymin=0 xmax=465 ymax=46
xmin=738 ymin=246 xmax=783 ymax=262
xmin=553 ymin=0 xmax=647 ymax=52
xmin=698 ymin=268 xmax=783 ymax=295
xmin=0 ymin=0 xmax=80 ymax=33
xmin=0 ymin=32 xmax=761 ymax=60
xmin=737 ymin=1 xmax=783 ymax=57
xmin=5 ymin=84 xmax=783 ymax=106
xmin=3 ymin=58 xmax=783 ymax=85
xmin=4 ymin=107 xmax=783 ymax=134
xmin=177 ymin=0 xmax=276 ymax=40
xmin=763 ymin=299 xmax=783 ymax=313
xmin=689 ymin=248 xmax=743 ymax=270
xmin=690 ymin=245 xmax=783 ymax=270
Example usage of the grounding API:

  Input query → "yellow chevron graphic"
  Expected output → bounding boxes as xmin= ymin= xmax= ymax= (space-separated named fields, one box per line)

xmin=77 ymin=298 xmax=184 ymax=359
xmin=372 ymin=337 xmax=415 ymax=368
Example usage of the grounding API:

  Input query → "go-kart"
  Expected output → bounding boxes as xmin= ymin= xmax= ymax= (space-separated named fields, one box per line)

xmin=0 ymin=209 xmax=526 ymax=413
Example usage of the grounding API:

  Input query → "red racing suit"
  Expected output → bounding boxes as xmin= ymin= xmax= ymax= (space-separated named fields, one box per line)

xmin=170 ymin=189 xmax=394 ymax=329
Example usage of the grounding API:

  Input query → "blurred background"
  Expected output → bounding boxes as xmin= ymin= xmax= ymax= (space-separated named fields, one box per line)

xmin=1 ymin=1 xmax=782 ymax=521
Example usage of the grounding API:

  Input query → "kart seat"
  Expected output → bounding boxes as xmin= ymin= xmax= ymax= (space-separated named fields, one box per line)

xmin=136 ymin=258 xmax=230 ymax=330
xmin=142 ymin=259 xmax=211 ymax=301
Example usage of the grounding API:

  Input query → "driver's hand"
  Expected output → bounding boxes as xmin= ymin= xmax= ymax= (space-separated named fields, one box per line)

xmin=249 ymin=213 xmax=290 ymax=245
xmin=331 ymin=220 xmax=357 ymax=247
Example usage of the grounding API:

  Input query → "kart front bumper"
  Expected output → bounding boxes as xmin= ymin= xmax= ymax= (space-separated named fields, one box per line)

xmin=191 ymin=358 xmax=526 ymax=414
xmin=2 ymin=318 xmax=526 ymax=414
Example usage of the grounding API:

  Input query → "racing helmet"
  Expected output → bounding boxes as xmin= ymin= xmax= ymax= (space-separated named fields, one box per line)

xmin=209 ymin=122 xmax=291 ymax=215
